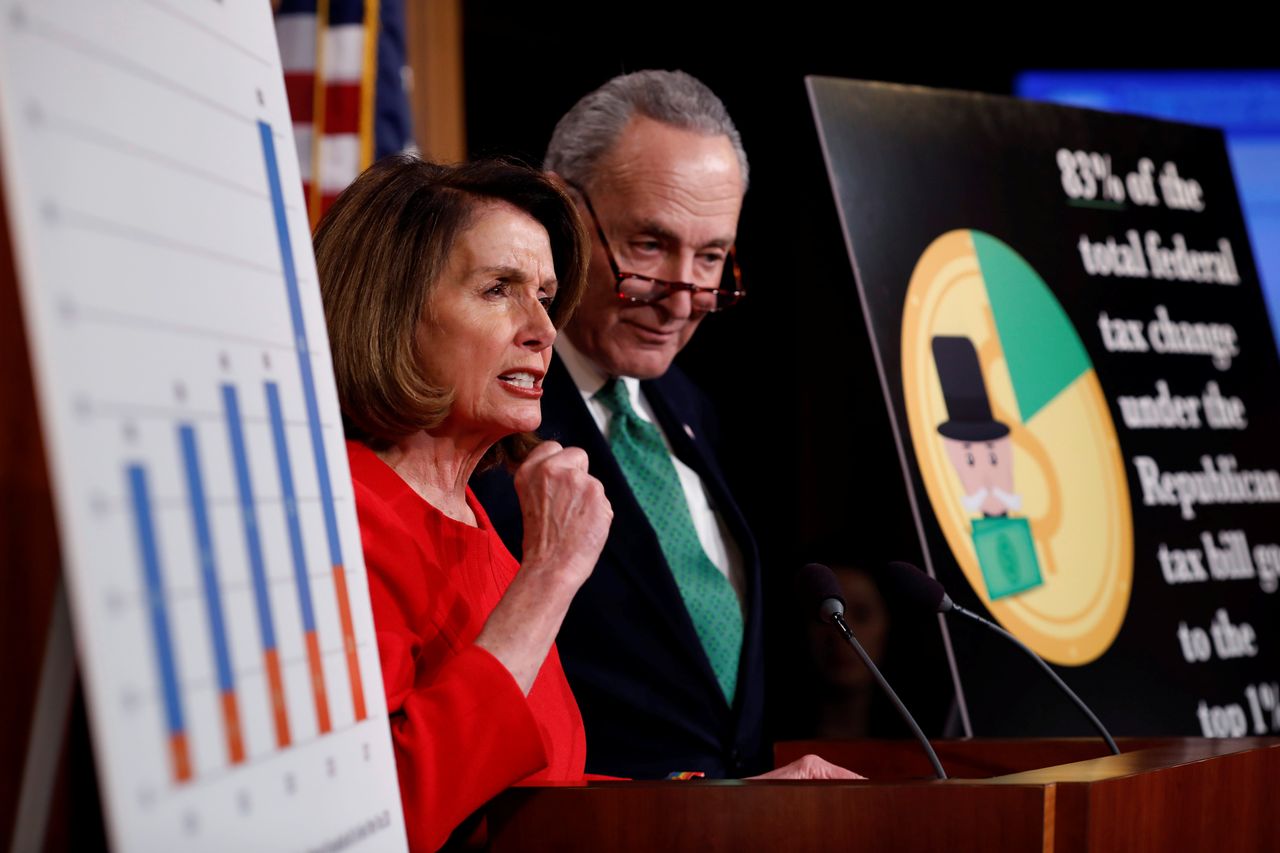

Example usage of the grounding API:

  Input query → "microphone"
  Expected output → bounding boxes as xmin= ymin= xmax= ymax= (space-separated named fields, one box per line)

xmin=797 ymin=563 xmax=948 ymax=780
xmin=883 ymin=561 xmax=1120 ymax=755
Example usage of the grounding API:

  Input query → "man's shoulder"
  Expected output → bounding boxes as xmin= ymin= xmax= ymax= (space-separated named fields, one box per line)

xmin=643 ymin=362 xmax=716 ymax=426
xmin=648 ymin=360 xmax=698 ymax=392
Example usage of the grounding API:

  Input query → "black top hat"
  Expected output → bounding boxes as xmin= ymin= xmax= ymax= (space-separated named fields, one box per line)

xmin=932 ymin=335 xmax=1010 ymax=441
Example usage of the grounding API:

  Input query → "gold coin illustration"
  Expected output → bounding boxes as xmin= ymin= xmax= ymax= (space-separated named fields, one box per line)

xmin=901 ymin=230 xmax=1133 ymax=665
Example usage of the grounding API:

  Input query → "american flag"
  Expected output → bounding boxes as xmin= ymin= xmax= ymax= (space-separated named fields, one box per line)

xmin=274 ymin=0 xmax=414 ymax=227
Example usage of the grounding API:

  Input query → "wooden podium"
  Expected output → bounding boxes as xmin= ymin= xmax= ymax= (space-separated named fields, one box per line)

xmin=487 ymin=738 xmax=1279 ymax=852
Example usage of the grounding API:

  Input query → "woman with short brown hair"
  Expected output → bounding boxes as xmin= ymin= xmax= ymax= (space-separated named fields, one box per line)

xmin=318 ymin=156 xmax=587 ymax=464
xmin=316 ymin=155 xmax=612 ymax=851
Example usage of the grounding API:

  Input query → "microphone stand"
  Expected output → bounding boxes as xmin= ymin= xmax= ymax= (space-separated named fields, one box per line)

xmin=829 ymin=612 xmax=948 ymax=780
xmin=947 ymin=603 xmax=1120 ymax=755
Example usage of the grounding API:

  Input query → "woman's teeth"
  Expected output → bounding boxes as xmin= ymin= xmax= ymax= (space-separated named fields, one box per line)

xmin=500 ymin=373 xmax=536 ymax=389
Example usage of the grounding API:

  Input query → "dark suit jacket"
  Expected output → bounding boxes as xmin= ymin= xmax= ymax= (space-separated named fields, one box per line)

xmin=471 ymin=357 xmax=766 ymax=778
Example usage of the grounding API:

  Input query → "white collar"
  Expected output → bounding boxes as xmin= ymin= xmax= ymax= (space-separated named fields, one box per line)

xmin=555 ymin=336 xmax=649 ymax=422
xmin=555 ymin=334 xmax=610 ymax=396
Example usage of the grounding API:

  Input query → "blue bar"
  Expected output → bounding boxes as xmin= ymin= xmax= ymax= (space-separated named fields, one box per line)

xmin=258 ymin=121 xmax=344 ymax=570
xmin=264 ymin=381 xmax=317 ymax=632
xmin=178 ymin=425 xmax=236 ymax=695
xmin=221 ymin=385 xmax=278 ymax=652
xmin=126 ymin=465 xmax=186 ymax=737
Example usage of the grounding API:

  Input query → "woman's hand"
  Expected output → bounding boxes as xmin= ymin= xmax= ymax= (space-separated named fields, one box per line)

xmin=476 ymin=441 xmax=612 ymax=694
xmin=515 ymin=440 xmax=613 ymax=589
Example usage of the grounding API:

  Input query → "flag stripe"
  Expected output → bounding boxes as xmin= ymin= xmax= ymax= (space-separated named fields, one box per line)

xmin=276 ymin=0 xmax=412 ymax=221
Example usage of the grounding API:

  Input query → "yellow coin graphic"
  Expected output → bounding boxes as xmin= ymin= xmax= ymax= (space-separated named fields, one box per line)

xmin=902 ymin=230 xmax=1132 ymax=665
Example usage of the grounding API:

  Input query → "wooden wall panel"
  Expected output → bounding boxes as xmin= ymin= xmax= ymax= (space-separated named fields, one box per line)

xmin=405 ymin=0 xmax=466 ymax=164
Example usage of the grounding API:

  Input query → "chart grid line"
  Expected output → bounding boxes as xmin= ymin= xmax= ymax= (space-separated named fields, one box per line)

xmin=36 ymin=107 xmax=273 ymax=202
xmin=57 ymin=205 xmax=282 ymax=277
xmin=17 ymin=9 xmax=260 ymax=126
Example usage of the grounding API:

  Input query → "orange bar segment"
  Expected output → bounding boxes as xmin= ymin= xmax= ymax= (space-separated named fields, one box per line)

xmin=332 ymin=564 xmax=367 ymax=721
xmin=221 ymin=691 xmax=246 ymax=764
xmin=264 ymin=648 xmax=292 ymax=747
xmin=170 ymin=733 xmax=193 ymax=782
xmin=305 ymin=629 xmax=332 ymax=733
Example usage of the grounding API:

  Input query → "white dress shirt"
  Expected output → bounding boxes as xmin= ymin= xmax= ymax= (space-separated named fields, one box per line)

xmin=554 ymin=337 xmax=746 ymax=604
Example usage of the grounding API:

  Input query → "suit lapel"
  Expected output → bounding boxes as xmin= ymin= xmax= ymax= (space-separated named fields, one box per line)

xmin=642 ymin=373 xmax=764 ymax=715
xmin=642 ymin=375 xmax=760 ymax=590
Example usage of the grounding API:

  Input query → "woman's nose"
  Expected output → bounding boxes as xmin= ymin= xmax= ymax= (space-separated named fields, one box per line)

xmin=520 ymin=298 xmax=556 ymax=350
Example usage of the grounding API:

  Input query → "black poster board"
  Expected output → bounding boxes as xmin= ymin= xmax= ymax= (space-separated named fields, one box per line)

xmin=808 ymin=77 xmax=1280 ymax=737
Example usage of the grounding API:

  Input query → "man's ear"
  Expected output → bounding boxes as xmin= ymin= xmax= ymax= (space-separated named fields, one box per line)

xmin=545 ymin=171 xmax=569 ymax=192
xmin=548 ymin=172 xmax=588 ymax=213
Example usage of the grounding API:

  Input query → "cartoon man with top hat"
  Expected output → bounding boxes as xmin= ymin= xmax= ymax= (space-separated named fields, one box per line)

xmin=932 ymin=335 xmax=1044 ymax=600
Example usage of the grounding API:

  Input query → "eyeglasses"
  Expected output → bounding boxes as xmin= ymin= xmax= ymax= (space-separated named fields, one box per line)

xmin=569 ymin=183 xmax=745 ymax=312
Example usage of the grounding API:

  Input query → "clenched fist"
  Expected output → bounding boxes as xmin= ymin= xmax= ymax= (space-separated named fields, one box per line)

xmin=477 ymin=441 xmax=612 ymax=695
xmin=514 ymin=440 xmax=613 ymax=591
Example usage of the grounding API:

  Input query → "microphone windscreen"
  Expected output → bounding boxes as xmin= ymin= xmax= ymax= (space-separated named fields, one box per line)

xmin=882 ymin=561 xmax=948 ymax=613
xmin=795 ymin=562 xmax=846 ymax=621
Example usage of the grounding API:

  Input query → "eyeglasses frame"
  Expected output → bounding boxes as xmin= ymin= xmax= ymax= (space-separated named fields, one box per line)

xmin=567 ymin=182 xmax=745 ymax=312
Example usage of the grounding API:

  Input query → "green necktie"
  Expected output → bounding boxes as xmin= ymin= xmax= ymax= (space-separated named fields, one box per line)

xmin=595 ymin=379 xmax=742 ymax=703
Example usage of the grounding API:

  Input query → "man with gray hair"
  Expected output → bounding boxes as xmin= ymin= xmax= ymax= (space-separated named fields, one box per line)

xmin=477 ymin=70 xmax=854 ymax=780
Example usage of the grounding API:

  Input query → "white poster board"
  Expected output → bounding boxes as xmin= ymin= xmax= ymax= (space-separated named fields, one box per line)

xmin=0 ymin=2 xmax=407 ymax=849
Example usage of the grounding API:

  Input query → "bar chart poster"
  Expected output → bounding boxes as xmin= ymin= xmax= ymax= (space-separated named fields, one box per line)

xmin=808 ymin=77 xmax=1280 ymax=738
xmin=0 ymin=2 xmax=407 ymax=850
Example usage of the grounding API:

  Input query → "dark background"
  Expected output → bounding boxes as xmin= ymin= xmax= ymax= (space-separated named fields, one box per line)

xmin=461 ymin=5 xmax=1276 ymax=741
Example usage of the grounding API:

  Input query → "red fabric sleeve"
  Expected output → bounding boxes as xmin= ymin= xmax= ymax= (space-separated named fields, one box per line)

xmin=357 ymin=481 xmax=548 ymax=852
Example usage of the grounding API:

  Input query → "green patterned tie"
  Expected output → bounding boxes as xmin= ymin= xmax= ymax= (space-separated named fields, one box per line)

xmin=595 ymin=379 xmax=742 ymax=703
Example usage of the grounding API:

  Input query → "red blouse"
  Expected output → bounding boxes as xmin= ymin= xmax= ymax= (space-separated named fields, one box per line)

xmin=348 ymin=441 xmax=588 ymax=852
